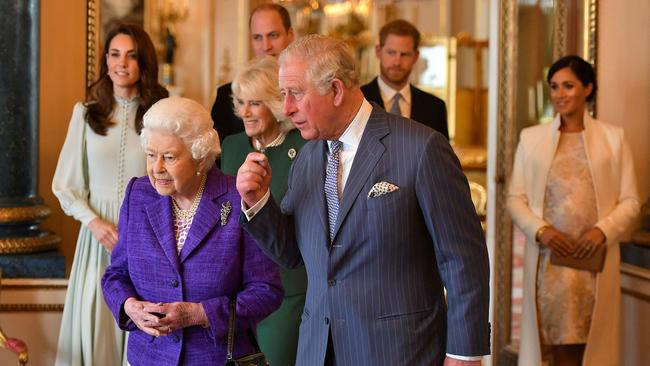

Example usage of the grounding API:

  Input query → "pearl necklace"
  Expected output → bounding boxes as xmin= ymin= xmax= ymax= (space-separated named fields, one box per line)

xmin=172 ymin=176 xmax=206 ymax=222
xmin=254 ymin=131 xmax=287 ymax=153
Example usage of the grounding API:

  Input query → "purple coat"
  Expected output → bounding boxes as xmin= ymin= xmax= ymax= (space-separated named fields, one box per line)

xmin=102 ymin=168 xmax=283 ymax=366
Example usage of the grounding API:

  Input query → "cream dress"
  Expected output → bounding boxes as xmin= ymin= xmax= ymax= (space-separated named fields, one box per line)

xmin=53 ymin=97 xmax=145 ymax=366
xmin=537 ymin=132 xmax=597 ymax=347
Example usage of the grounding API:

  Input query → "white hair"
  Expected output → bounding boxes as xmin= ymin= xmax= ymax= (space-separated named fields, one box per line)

xmin=231 ymin=56 xmax=294 ymax=133
xmin=278 ymin=34 xmax=359 ymax=94
xmin=141 ymin=97 xmax=221 ymax=170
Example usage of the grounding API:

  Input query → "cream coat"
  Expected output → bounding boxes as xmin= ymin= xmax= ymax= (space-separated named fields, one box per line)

xmin=508 ymin=113 xmax=640 ymax=366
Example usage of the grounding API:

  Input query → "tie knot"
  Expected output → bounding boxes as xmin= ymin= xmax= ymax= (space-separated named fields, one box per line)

xmin=393 ymin=92 xmax=402 ymax=102
xmin=330 ymin=140 xmax=343 ymax=155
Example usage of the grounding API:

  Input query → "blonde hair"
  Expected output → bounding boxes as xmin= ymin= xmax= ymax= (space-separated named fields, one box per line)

xmin=278 ymin=34 xmax=359 ymax=94
xmin=231 ymin=56 xmax=294 ymax=133
xmin=141 ymin=97 xmax=221 ymax=169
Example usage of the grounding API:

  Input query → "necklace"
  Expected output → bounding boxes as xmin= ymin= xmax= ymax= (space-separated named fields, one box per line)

xmin=254 ymin=131 xmax=287 ymax=153
xmin=171 ymin=175 xmax=206 ymax=222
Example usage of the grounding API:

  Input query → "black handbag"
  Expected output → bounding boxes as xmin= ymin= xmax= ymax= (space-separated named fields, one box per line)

xmin=224 ymin=300 xmax=269 ymax=366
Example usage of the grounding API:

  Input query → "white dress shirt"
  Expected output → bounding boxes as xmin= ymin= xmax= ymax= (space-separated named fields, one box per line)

xmin=377 ymin=76 xmax=412 ymax=118
xmin=243 ymin=99 xmax=372 ymax=219
xmin=327 ymin=98 xmax=371 ymax=194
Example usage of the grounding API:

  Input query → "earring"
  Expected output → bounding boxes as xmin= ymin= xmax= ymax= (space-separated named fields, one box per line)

xmin=196 ymin=171 xmax=201 ymax=176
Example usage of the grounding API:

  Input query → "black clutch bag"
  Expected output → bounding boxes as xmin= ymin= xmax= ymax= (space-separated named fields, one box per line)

xmin=224 ymin=300 xmax=269 ymax=366
xmin=550 ymin=244 xmax=606 ymax=272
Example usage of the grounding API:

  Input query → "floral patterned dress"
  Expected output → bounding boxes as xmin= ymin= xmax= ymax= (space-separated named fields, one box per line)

xmin=537 ymin=132 xmax=597 ymax=346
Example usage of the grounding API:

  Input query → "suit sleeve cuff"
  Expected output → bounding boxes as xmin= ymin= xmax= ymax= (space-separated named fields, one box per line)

xmin=241 ymin=190 xmax=270 ymax=221
xmin=446 ymin=353 xmax=483 ymax=361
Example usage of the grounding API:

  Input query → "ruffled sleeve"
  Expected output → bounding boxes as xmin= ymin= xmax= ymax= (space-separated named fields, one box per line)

xmin=51 ymin=102 xmax=99 ymax=226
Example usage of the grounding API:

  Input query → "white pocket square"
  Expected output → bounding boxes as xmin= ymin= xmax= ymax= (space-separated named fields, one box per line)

xmin=367 ymin=181 xmax=399 ymax=198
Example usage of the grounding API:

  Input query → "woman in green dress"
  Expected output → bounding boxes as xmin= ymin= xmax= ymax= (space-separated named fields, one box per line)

xmin=220 ymin=56 xmax=306 ymax=366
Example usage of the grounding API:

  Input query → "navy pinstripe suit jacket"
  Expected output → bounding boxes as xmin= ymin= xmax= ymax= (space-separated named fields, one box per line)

xmin=242 ymin=106 xmax=490 ymax=365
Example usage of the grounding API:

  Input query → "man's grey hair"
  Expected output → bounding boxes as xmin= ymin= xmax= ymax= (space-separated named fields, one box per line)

xmin=141 ymin=97 xmax=221 ymax=169
xmin=278 ymin=34 xmax=359 ymax=94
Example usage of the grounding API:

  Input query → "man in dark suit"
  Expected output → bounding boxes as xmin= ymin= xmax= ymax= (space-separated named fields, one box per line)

xmin=210 ymin=4 xmax=294 ymax=143
xmin=236 ymin=35 xmax=489 ymax=365
xmin=362 ymin=19 xmax=449 ymax=139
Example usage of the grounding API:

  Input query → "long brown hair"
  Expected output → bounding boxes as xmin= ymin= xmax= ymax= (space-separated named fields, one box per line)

xmin=85 ymin=23 xmax=168 ymax=135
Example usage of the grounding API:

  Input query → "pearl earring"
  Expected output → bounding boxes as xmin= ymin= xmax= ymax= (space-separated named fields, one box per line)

xmin=196 ymin=171 xmax=201 ymax=176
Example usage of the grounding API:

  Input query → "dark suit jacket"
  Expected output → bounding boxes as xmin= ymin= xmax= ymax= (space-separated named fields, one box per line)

xmin=211 ymin=82 xmax=244 ymax=143
xmin=102 ymin=168 xmax=283 ymax=366
xmin=241 ymin=106 xmax=490 ymax=365
xmin=361 ymin=77 xmax=449 ymax=139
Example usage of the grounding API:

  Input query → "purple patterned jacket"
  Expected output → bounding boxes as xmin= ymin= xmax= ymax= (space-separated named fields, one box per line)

xmin=102 ymin=168 xmax=283 ymax=366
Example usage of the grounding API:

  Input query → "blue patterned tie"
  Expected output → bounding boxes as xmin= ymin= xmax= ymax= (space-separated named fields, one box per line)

xmin=390 ymin=92 xmax=402 ymax=116
xmin=325 ymin=140 xmax=343 ymax=240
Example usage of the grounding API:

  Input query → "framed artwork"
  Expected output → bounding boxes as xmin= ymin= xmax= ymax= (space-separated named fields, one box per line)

xmin=100 ymin=0 xmax=145 ymax=42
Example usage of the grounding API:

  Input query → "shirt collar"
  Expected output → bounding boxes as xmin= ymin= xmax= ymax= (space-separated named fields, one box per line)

xmin=377 ymin=76 xmax=411 ymax=106
xmin=328 ymin=99 xmax=373 ymax=151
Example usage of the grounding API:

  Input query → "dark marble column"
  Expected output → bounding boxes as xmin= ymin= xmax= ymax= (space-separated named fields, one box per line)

xmin=0 ymin=0 xmax=60 ymax=257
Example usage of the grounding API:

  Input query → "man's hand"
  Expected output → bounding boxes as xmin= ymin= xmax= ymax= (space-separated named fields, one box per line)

xmin=143 ymin=302 xmax=208 ymax=336
xmin=538 ymin=226 xmax=576 ymax=257
xmin=236 ymin=152 xmax=272 ymax=208
xmin=88 ymin=218 xmax=118 ymax=251
xmin=444 ymin=357 xmax=481 ymax=366
xmin=573 ymin=227 xmax=606 ymax=259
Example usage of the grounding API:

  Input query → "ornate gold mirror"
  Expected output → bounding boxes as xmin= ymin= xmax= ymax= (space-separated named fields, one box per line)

xmin=492 ymin=0 xmax=598 ymax=364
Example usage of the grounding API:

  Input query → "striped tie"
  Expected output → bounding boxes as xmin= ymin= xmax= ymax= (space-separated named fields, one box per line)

xmin=390 ymin=92 xmax=402 ymax=116
xmin=325 ymin=140 xmax=343 ymax=241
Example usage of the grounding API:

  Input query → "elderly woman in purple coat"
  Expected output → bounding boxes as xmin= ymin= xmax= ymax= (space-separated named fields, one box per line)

xmin=101 ymin=97 xmax=283 ymax=365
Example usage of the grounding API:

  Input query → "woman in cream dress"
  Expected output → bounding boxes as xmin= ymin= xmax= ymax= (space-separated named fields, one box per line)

xmin=52 ymin=23 xmax=167 ymax=365
xmin=508 ymin=56 xmax=640 ymax=366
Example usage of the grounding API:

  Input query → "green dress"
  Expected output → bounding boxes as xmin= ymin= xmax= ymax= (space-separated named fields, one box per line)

xmin=221 ymin=129 xmax=307 ymax=366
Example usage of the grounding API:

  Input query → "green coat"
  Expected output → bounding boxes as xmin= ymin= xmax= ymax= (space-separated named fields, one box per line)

xmin=221 ymin=129 xmax=307 ymax=366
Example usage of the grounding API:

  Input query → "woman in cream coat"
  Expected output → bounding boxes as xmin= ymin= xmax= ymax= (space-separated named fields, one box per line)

xmin=508 ymin=56 xmax=640 ymax=366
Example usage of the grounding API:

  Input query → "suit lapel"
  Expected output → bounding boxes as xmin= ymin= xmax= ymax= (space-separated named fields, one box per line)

xmin=146 ymin=195 xmax=181 ymax=274
xmin=410 ymin=84 xmax=422 ymax=121
xmin=369 ymin=78 xmax=386 ymax=109
xmin=179 ymin=169 xmax=227 ymax=263
xmin=582 ymin=113 xmax=609 ymax=218
xmin=332 ymin=108 xmax=389 ymax=241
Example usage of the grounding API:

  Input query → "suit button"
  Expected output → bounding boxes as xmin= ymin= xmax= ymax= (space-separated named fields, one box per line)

xmin=328 ymin=279 xmax=337 ymax=286
xmin=171 ymin=334 xmax=179 ymax=343
xmin=324 ymin=317 xmax=330 ymax=325
xmin=171 ymin=279 xmax=179 ymax=288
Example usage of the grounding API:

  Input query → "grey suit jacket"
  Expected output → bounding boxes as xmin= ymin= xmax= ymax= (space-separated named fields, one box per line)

xmin=241 ymin=106 xmax=490 ymax=365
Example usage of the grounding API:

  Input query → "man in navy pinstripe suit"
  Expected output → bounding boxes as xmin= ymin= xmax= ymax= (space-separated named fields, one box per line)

xmin=237 ymin=35 xmax=490 ymax=366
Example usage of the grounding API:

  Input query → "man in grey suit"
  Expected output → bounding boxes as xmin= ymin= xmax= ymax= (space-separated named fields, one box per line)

xmin=237 ymin=35 xmax=489 ymax=365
